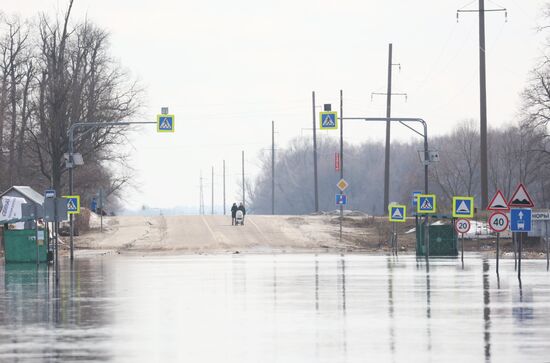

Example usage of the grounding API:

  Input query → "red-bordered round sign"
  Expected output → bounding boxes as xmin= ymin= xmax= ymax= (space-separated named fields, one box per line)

xmin=455 ymin=218 xmax=471 ymax=234
xmin=488 ymin=212 xmax=509 ymax=233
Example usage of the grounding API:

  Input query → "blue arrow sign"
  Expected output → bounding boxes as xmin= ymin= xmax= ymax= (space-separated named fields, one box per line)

xmin=510 ymin=208 xmax=532 ymax=232
xmin=335 ymin=194 xmax=347 ymax=205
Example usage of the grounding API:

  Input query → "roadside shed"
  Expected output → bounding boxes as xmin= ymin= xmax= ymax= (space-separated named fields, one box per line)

xmin=0 ymin=186 xmax=44 ymax=228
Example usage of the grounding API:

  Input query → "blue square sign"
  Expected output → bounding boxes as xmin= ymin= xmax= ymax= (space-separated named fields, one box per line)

xmin=157 ymin=114 xmax=175 ymax=133
xmin=320 ymin=112 xmax=338 ymax=130
xmin=336 ymin=194 xmax=347 ymax=205
xmin=510 ymin=208 xmax=532 ymax=232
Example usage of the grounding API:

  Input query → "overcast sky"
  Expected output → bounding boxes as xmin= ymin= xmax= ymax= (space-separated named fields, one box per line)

xmin=4 ymin=0 xmax=548 ymax=211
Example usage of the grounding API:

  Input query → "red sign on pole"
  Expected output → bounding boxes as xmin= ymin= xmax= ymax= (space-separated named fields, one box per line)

xmin=335 ymin=152 xmax=340 ymax=172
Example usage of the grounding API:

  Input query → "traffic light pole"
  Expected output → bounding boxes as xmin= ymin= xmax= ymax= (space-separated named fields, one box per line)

xmin=341 ymin=116 xmax=430 ymax=265
xmin=67 ymin=121 xmax=156 ymax=260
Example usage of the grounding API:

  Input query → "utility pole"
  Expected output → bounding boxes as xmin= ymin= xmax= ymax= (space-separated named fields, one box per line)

xmin=223 ymin=160 xmax=226 ymax=215
xmin=371 ymin=43 xmax=406 ymax=213
xmin=242 ymin=150 xmax=245 ymax=207
xmin=312 ymin=91 xmax=319 ymax=212
xmin=199 ymin=171 xmax=205 ymax=215
xmin=339 ymin=90 xmax=344 ymax=241
xmin=272 ymin=120 xmax=275 ymax=215
xmin=457 ymin=1 xmax=507 ymax=209
xmin=211 ymin=166 xmax=214 ymax=215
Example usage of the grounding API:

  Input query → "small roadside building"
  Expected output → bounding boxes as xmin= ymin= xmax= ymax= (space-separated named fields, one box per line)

xmin=0 ymin=186 xmax=46 ymax=259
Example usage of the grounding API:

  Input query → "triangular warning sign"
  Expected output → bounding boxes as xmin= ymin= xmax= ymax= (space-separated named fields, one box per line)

xmin=67 ymin=199 xmax=76 ymax=210
xmin=487 ymin=190 xmax=509 ymax=211
xmin=508 ymin=183 xmax=534 ymax=208
xmin=160 ymin=119 xmax=171 ymax=129
xmin=420 ymin=199 xmax=432 ymax=210
xmin=457 ymin=200 xmax=470 ymax=213
xmin=392 ymin=208 xmax=403 ymax=219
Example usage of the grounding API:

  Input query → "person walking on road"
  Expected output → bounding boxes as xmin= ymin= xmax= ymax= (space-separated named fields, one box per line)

xmin=231 ymin=203 xmax=238 ymax=225
xmin=237 ymin=203 xmax=246 ymax=225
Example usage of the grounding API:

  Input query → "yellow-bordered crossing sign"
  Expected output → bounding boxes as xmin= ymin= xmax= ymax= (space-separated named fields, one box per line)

xmin=389 ymin=204 xmax=407 ymax=222
xmin=63 ymin=195 xmax=81 ymax=215
xmin=157 ymin=114 xmax=175 ymax=133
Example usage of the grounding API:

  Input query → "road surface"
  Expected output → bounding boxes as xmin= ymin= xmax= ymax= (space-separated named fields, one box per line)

xmin=75 ymin=214 xmax=360 ymax=253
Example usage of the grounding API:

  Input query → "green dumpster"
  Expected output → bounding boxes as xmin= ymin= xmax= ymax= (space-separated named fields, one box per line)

xmin=415 ymin=215 xmax=458 ymax=257
xmin=3 ymin=229 xmax=49 ymax=263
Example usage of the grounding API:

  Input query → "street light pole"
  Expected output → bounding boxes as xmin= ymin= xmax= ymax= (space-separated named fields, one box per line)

xmin=342 ymin=116 xmax=431 ymax=265
xmin=67 ymin=121 xmax=156 ymax=260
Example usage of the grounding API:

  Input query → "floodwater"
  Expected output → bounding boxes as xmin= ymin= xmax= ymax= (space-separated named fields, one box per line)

xmin=0 ymin=254 xmax=549 ymax=363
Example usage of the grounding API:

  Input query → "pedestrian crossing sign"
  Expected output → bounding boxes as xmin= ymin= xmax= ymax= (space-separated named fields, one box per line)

xmin=452 ymin=196 xmax=474 ymax=218
xmin=389 ymin=204 xmax=406 ymax=222
xmin=157 ymin=114 xmax=175 ymax=133
xmin=319 ymin=111 xmax=338 ymax=130
xmin=63 ymin=195 xmax=80 ymax=215
xmin=416 ymin=194 xmax=436 ymax=214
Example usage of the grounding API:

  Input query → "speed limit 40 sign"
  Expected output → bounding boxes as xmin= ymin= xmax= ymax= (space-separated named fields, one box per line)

xmin=455 ymin=219 xmax=471 ymax=234
xmin=489 ymin=212 xmax=509 ymax=233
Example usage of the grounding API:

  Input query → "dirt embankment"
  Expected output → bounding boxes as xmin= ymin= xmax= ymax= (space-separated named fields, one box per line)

xmin=70 ymin=214 xmax=548 ymax=257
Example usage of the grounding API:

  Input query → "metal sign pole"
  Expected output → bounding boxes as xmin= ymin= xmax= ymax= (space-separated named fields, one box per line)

xmin=54 ymin=199 xmax=59 ymax=284
xmin=513 ymin=232 xmax=517 ymax=271
xmin=99 ymin=188 xmax=103 ymax=233
xmin=546 ymin=220 xmax=549 ymax=272
xmin=394 ymin=222 xmax=398 ymax=256
xmin=35 ymin=205 xmax=39 ymax=266
xmin=425 ymin=216 xmax=430 ymax=270
xmin=496 ymin=232 xmax=500 ymax=276
xmin=461 ymin=232 xmax=464 ymax=269
xmin=518 ymin=232 xmax=522 ymax=281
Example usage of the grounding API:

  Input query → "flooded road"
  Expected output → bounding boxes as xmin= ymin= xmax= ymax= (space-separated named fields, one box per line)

xmin=0 ymin=254 xmax=549 ymax=362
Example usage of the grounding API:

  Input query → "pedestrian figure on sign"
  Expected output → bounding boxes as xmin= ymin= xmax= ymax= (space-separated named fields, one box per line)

xmin=237 ymin=202 xmax=246 ymax=225
xmin=231 ymin=203 xmax=238 ymax=225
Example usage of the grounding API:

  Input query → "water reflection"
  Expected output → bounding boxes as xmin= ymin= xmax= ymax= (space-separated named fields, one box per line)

xmin=0 ymin=260 xmax=112 ymax=361
xmin=0 ymin=255 xmax=549 ymax=362
xmin=482 ymin=258 xmax=491 ymax=363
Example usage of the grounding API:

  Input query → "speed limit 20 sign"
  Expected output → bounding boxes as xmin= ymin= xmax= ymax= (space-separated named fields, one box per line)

xmin=455 ymin=219 xmax=471 ymax=234
xmin=489 ymin=212 xmax=509 ymax=233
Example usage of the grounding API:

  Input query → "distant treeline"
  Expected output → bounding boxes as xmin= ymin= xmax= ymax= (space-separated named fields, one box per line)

xmin=249 ymin=120 xmax=550 ymax=215
xmin=0 ymin=0 xmax=140 ymax=209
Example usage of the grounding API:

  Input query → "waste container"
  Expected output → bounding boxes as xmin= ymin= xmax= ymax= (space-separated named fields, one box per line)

xmin=415 ymin=215 xmax=458 ymax=257
xmin=3 ymin=228 xmax=49 ymax=263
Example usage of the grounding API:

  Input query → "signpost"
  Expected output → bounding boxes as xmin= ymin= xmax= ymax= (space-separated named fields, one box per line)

xmin=416 ymin=194 xmax=436 ymax=214
xmin=319 ymin=111 xmax=338 ymax=130
xmin=533 ymin=210 xmax=550 ymax=271
xmin=336 ymin=178 xmax=348 ymax=242
xmin=157 ymin=114 xmax=175 ymax=133
xmin=452 ymin=196 xmax=474 ymax=218
xmin=508 ymin=183 xmax=535 ymax=208
xmin=488 ymin=189 xmax=510 ymax=275
xmin=487 ymin=190 xmax=509 ymax=211
xmin=64 ymin=196 xmax=81 ymax=215
xmin=510 ymin=206 xmax=533 ymax=280
xmin=389 ymin=204 xmax=407 ymax=256
xmin=455 ymin=218 xmax=471 ymax=267
xmin=389 ymin=205 xmax=406 ymax=223
xmin=489 ymin=211 xmax=509 ymax=275
xmin=335 ymin=194 xmax=347 ymax=205
xmin=411 ymin=191 xmax=422 ymax=208
xmin=416 ymin=194 xmax=436 ymax=263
